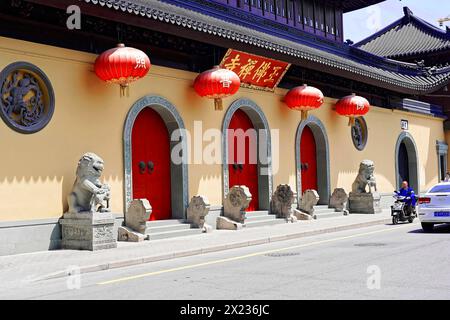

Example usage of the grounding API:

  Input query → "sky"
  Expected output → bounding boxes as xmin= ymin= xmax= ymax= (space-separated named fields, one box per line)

xmin=344 ymin=0 xmax=450 ymax=43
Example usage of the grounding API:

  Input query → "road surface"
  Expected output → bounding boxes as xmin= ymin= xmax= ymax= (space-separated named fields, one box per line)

xmin=2 ymin=222 xmax=450 ymax=300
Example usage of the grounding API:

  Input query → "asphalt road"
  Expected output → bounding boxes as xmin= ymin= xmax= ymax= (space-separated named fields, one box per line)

xmin=3 ymin=221 xmax=450 ymax=300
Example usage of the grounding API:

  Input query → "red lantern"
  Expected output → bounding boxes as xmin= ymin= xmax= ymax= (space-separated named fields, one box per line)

xmin=335 ymin=93 xmax=370 ymax=126
xmin=194 ymin=66 xmax=241 ymax=111
xmin=94 ymin=43 xmax=151 ymax=97
xmin=284 ymin=84 xmax=324 ymax=120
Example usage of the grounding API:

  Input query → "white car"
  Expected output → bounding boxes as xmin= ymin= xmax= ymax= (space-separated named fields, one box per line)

xmin=418 ymin=182 xmax=450 ymax=232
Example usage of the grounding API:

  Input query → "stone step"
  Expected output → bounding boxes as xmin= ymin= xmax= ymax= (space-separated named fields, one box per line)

xmin=245 ymin=214 xmax=277 ymax=222
xmin=246 ymin=210 xmax=270 ymax=217
xmin=147 ymin=222 xmax=192 ymax=233
xmin=314 ymin=205 xmax=330 ymax=210
xmin=314 ymin=211 xmax=346 ymax=220
xmin=148 ymin=228 xmax=203 ymax=241
xmin=314 ymin=208 xmax=337 ymax=214
xmin=245 ymin=218 xmax=287 ymax=228
xmin=145 ymin=219 xmax=187 ymax=227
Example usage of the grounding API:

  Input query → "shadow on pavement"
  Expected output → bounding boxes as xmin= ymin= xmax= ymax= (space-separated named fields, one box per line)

xmin=408 ymin=223 xmax=450 ymax=234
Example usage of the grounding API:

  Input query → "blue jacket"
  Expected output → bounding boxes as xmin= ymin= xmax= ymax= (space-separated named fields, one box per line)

xmin=397 ymin=187 xmax=416 ymax=206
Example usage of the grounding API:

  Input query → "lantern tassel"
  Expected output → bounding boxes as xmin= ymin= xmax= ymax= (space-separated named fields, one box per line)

xmin=214 ymin=98 xmax=223 ymax=111
xmin=348 ymin=117 xmax=355 ymax=127
xmin=120 ymin=84 xmax=130 ymax=98
xmin=301 ymin=110 xmax=308 ymax=121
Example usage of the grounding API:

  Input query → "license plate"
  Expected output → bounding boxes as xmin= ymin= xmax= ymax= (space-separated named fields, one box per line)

xmin=434 ymin=212 xmax=450 ymax=217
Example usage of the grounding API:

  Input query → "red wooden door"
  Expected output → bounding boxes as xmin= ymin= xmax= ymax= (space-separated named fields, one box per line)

xmin=228 ymin=109 xmax=259 ymax=211
xmin=132 ymin=107 xmax=172 ymax=220
xmin=300 ymin=126 xmax=318 ymax=192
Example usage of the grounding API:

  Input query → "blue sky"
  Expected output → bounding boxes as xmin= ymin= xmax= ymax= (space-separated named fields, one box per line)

xmin=344 ymin=0 xmax=450 ymax=43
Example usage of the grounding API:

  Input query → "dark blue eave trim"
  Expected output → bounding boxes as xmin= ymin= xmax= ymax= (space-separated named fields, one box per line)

xmin=391 ymin=99 xmax=447 ymax=119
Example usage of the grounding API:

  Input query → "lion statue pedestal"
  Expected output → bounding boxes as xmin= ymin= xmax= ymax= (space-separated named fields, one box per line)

xmin=59 ymin=153 xmax=117 ymax=251
xmin=348 ymin=160 xmax=382 ymax=214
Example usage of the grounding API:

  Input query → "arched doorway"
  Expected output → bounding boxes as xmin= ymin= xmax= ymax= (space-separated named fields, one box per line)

xmin=228 ymin=109 xmax=259 ymax=211
xmin=300 ymin=126 xmax=318 ymax=192
xmin=131 ymin=108 xmax=172 ymax=220
xmin=124 ymin=96 xmax=188 ymax=220
xmin=222 ymin=99 xmax=272 ymax=211
xmin=395 ymin=132 xmax=419 ymax=192
xmin=296 ymin=116 xmax=330 ymax=205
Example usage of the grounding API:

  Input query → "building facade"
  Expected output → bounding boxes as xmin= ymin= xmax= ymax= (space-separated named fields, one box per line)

xmin=0 ymin=0 xmax=449 ymax=255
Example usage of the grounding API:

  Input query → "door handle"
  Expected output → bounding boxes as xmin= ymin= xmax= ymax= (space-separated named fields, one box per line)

xmin=147 ymin=161 xmax=154 ymax=173
xmin=238 ymin=163 xmax=244 ymax=171
xmin=232 ymin=163 xmax=238 ymax=171
xmin=138 ymin=161 xmax=146 ymax=174
xmin=304 ymin=163 xmax=309 ymax=170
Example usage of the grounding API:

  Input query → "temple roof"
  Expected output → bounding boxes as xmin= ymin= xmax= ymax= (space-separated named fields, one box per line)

xmin=338 ymin=0 xmax=386 ymax=13
xmin=81 ymin=0 xmax=450 ymax=95
xmin=355 ymin=7 xmax=450 ymax=59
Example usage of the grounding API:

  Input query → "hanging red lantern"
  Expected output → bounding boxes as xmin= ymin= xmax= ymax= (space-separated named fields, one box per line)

xmin=335 ymin=93 xmax=370 ymax=126
xmin=94 ymin=43 xmax=151 ymax=97
xmin=284 ymin=84 xmax=324 ymax=120
xmin=194 ymin=66 xmax=241 ymax=111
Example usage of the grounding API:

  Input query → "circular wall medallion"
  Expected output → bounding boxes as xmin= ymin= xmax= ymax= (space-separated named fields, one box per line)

xmin=351 ymin=116 xmax=368 ymax=151
xmin=0 ymin=62 xmax=55 ymax=134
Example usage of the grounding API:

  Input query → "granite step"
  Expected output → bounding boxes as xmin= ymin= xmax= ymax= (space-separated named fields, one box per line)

xmin=245 ymin=218 xmax=287 ymax=228
xmin=147 ymin=222 xmax=193 ymax=233
xmin=148 ymin=228 xmax=203 ymax=241
xmin=245 ymin=214 xmax=277 ymax=222
xmin=145 ymin=219 xmax=188 ymax=227
xmin=245 ymin=211 xmax=272 ymax=217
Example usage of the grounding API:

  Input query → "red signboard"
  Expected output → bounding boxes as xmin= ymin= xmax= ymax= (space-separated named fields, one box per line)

xmin=220 ymin=49 xmax=290 ymax=92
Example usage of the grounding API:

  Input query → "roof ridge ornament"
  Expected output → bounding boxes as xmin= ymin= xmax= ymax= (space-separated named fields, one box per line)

xmin=403 ymin=6 xmax=414 ymax=20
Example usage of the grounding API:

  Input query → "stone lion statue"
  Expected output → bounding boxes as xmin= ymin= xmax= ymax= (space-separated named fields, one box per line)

xmin=270 ymin=184 xmax=295 ymax=219
xmin=352 ymin=160 xmax=377 ymax=194
xmin=187 ymin=195 xmax=212 ymax=232
xmin=67 ymin=152 xmax=111 ymax=214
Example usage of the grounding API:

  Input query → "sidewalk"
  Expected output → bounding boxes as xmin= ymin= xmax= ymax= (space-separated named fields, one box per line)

xmin=0 ymin=210 xmax=394 ymax=287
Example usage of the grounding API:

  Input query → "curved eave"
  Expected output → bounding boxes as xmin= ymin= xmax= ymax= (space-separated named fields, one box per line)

xmin=82 ymin=0 xmax=450 ymax=95
xmin=355 ymin=7 xmax=450 ymax=60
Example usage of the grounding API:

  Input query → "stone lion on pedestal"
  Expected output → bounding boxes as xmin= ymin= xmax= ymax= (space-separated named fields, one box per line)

xmin=352 ymin=160 xmax=377 ymax=194
xmin=67 ymin=152 xmax=111 ymax=214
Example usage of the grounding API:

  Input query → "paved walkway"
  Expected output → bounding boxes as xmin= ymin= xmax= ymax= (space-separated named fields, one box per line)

xmin=0 ymin=210 xmax=393 ymax=287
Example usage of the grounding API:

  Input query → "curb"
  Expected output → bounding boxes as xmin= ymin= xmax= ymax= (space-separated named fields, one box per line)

xmin=36 ymin=217 xmax=392 ymax=281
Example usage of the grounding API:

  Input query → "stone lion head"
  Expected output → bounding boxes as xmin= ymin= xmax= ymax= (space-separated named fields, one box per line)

xmin=359 ymin=160 xmax=375 ymax=176
xmin=274 ymin=184 xmax=294 ymax=204
xmin=76 ymin=152 xmax=105 ymax=180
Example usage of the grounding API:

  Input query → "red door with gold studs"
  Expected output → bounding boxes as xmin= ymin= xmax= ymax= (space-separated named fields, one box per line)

xmin=228 ymin=109 xmax=259 ymax=211
xmin=132 ymin=107 xmax=172 ymax=220
xmin=300 ymin=126 xmax=318 ymax=193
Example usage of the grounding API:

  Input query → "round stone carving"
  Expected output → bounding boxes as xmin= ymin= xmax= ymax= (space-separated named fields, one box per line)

xmin=351 ymin=116 xmax=368 ymax=151
xmin=0 ymin=62 xmax=55 ymax=133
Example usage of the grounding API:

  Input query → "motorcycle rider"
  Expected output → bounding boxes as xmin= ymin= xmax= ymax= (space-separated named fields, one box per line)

xmin=396 ymin=181 xmax=416 ymax=217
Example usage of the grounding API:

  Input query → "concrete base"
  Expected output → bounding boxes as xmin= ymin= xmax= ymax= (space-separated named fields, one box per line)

xmin=293 ymin=209 xmax=314 ymax=220
xmin=118 ymin=226 xmax=147 ymax=242
xmin=348 ymin=192 xmax=382 ymax=214
xmin=216 ymin=216 xmax=244 ymax=230
xmin=60 ymin=212 xmax=117 ymax=251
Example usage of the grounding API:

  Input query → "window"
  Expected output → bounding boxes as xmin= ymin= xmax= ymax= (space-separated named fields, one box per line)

xmin=315 ymin=1 xmax=324 ymax=31
xmin=303 ymin=0 xmax=313 ymax=26
xmin=436 ymin=141 xmax=448 ymax=182
xmin=429 ymin=185 xmax=450 ymax=193
xmin=296 ymin=0 xmax=303 ymax=23
xmin=325 ymin=5 xmax=335 ymax=35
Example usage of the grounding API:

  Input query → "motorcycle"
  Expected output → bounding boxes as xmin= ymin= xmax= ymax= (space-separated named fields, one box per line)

xmin=391 ymin=192 xmax=418 ymax=225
